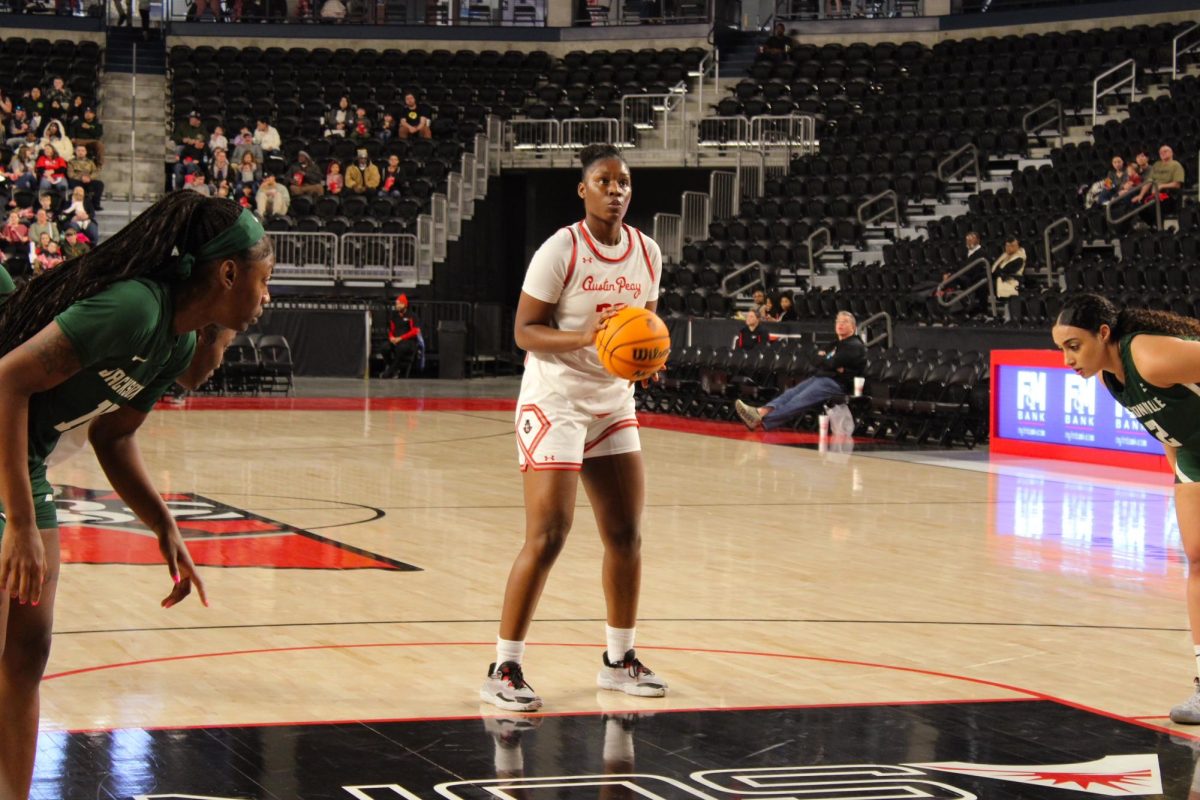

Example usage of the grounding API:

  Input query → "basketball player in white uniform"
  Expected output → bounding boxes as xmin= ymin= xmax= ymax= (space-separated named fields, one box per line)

xmin=480 ymin=144 xmax=667 ymax=712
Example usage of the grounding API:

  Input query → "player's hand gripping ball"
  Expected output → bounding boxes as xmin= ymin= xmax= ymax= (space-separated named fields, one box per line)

xmin=595 ymin=306 xmax=671 ymax=382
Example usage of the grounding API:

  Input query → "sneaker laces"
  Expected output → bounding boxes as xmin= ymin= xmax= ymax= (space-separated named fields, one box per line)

xmin=621 ymin=655 xmax=654 ymax=679
xmin=499 ymin=663 xmax=534 ymax=692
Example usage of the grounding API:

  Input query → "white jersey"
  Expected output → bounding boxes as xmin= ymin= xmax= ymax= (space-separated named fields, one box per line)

xmin=520 ymin=220 xmax=662 ymax=416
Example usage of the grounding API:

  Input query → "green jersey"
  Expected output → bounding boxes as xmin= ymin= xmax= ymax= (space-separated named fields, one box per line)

xmin=0 ymin=264 xmax=13 ymax=301
xmin=31 ymin=278 xmax=196 ymax=468
xmin=1102 ymin=333 xmax=1200 ymax=452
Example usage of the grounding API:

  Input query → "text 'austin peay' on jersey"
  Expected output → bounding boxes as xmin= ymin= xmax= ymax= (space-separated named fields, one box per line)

xmin=520 ymin=220 xmax=662 ymax=416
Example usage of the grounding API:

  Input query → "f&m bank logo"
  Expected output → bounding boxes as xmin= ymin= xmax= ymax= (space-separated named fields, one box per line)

xmin=1064 ymin=373 xmax=1096 ymax=426
xmin=1016 ymin=370 xmax=1047 ymax=423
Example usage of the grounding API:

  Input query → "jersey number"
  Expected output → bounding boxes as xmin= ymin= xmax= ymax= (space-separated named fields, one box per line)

xmin=596 ymin=302 xmax=628 ymax=313
xmin=1144 ymin=419 xmax=1182 ymax=447
xmin=54 ymin=400 xmax=118 ymax=433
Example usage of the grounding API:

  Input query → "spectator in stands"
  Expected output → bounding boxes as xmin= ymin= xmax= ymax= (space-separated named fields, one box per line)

xmin=777 ymin=294 xmax=797 ymax=322
xmin=378 ymin=113 xmax=396 ymax=144
xmin=29 ymin=211 xmax=58 ymax=247
xmin=253 ymin=118 xmax=282 ymax=157
xmin=255 ymin=173 xmax=290 ymax=218
xmin=35 ymin=143 xmax=69 ymax=199
xmin=173 ymin=111 xmax=208 ymax=189
xmin=215 ymin=180 xmax=232 ymax=199
xmin=65 ymin=95 xmax=85 ymax=127
xmin=1 ymin=210 xmax=28 ymax=250
xmin=399 ymin=93 xmax=432 ymax=140
xmin=5 ymin=108 xmax=31 ymax=148
xmin=236 ymin=151 xmax=262 ymax=194
xmin=24 ymin=87 xmax=46 ymax=131
xmin=381 ymin=293 xmax=421 ymax=378
xmin=991 ymin=235 xmax=1026 ymax=300
xmin=1088 ymin=155 xmax=1125 ymax=207
xmin=325 ymin=96 xmax=352 ymax=134
xmin=7 ymin=145 xmax=37 ymax=192
xmin=207 ymin=147 xmax=232 ymax=186
xmin=350 ymin=106 xmax=372 ymax=141
xmin=185 ymin=171 xmax=214 ymax=196
xmin=237 ymin=183 xmax=254 ymax=210
xmin=139 ymin=0 xmax=153 ymax=36
xmin=69 ymin=106 xmax=104 ymax=165
xmin=231 ymin=126 xmax=261 ymax=164
xmin=35 ymin=191 xmax=57 ymax=221
xmin=0 ymin=88 xmax=12 ymax=120
xmin=759 ymin=22 xmax=790 ymax=60
xmin=345 ymin=149 xmax=380 ymax=195
xmin=40 ymin=119 xmax=72 ymax=160
xmin=33 ymin=234 xmax=63 ymax=274
xmin=67 ymin=144 xmax=103 ymax=211
xmin=326 ymin=161 xmax=344 ymax=194
xmin=319 ymin=0 xmax=347 ymax=20
xmin=46 ymin=77 xmax=71 ymax=117
xmin=113 ymin=0 xmax=131 ymax=25
xmin=62 ymin=187 xmax=98 ymax=243
xmin=749 ymin=288 xmax=769 ymax=319
xmin=380 ymin=154 xmax=403 ymax=197
xmin=760 ymin=295 xmax=781 ymax=322
xmin=288 ymin=151 xmax=323 ymax=197
xmin=1133 ymin=144 xmax=1186 ymax=217
xmin=207 ymin=124 xmax=228 ymax=156
xmin=735 ymin=309 xmax=769 ymax=350
xmin=61 ymin=226 xmax=89 ymax=260
xmin=735 ymin=311 xmax=866 ymax=431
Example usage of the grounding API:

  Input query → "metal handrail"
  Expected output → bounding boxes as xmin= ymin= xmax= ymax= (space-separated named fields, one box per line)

xmin=1174 ymin=22 xmax=1200 ymax=80
xmin=937 ymin=143 xmax=980 ymax=186
xmin=1042 ymin=216 xmax=1074 ymax=285
xmin=857 ymin=311 xmax=893 ymax=349
xmin=653 ymin=212 xmax=682 ymax=264
xmin=720 ymin=260 xmax=767 ymax=297
xmin=1092 ymin=58 xmax=1136 ymax=127
xmin=1106 ymin=182 xmax=1161 ymax=230
xmin=935 ymin=256 xmax=996 ymax=317
xmin=1022 ymin=99 xmax=1064 ymax=145
xmin=856 ymin=190 xmax=900 ymax=227
xmin=804 ymin=226 xmax=831 ymax=275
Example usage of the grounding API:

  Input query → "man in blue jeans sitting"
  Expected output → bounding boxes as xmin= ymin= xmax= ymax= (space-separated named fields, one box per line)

xmin=735 ymin=311 xmax=867 ymax=431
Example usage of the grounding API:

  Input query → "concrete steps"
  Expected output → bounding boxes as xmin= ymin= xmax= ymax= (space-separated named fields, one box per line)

xmin=100 ymin=72 xmax=167 ymax=202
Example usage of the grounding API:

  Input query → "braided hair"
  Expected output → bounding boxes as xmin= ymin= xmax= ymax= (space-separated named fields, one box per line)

xmin=1056 ymin=292 xmax=1200 ymax=340
xmin=579 ymin=143 xmax=625 ymax=178
xmin=0 ymin=192 xmax=272 ymax=358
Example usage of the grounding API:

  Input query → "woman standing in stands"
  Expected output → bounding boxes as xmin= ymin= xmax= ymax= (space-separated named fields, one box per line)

xmin=0 ymin=192 xmax=274 ymax=799
xmin=480 ymin=143 xmax=668 ymax=712
xmin=1052 ymin=293 xmax=1200 ymax=724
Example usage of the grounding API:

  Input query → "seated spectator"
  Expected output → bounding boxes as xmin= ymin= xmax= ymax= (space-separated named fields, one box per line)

xmin=0 ymin=88 xmax=12 ymax=120
xmin=748 ymin=288 xmax=769 ymax=319
xmin=237 ymin=183 xmax=255 ymax=210
xmin=40 ymin=119 xmax=73 ymax=160
xmin=65 ymin=94 xmax=86 ymax=127
xmin=760 ymin=296 xmax=781 ymax=322
xmin=236 ymin=151 xmax=262 ymax=193
xmin=350 ymin=107 xmax=372 ymax=141
xmin=173 ymin=111 xmax=208 ymax=189
xmin=345 ymin=149 xmax=380 ymax=195
xmin=0 ymin=210 xmax=29 ymax=249
xmin=35 ymin=144 xmax=69 ymax=199
xmin=326 ymin=160 xmax=344 ymax=194
xmin=777 ymin=294 xmax=797 ymax=322
xmin=34 ymin=191 xmax=58 ymax=220
xmin=24 ymin=87 xmax=47 ymax=130
xmin=185 ymin=171 xmax=214 ymax=196
xmin=991 ymin=235 xmax=1026 ymax=299
xmin=231 ymin=126 xmax=262 ymax=164
xmin=5 ymin=108 xmax=31 ymax=148
xmin=68 ymin=106 xmax=104 ymax=165
xmin=61 ymin=225 xmax=90 ymax=260
xmin=46 ymin=77 xmax=71 ymax=117
xmin=381 ymin=294 xmax=421 ymax=378
xmin=759 ymin=22 xmax=790 ymax=60
xmin=253 ymin=118 xmax=282 ymax=157
xmin=735 ymin=309 xmax=769 ymax=350
xmin=1120 ymin=162 xmax=1143 ymax=197
xmin=208 ymin=147 xmax=233 ymax=186
xmin=207 ymin=124 xmax=228 ymax=156
xmin=1133 ymin=144 xmax=1186 ymax=217
xmin=256 ymin=174 xmax=290 ymax=218
xmin=61 ymin=187 xmax=99 ymax=242
xmin=324 ymin=96 xmax=352 ymax=135
xmin=7 ymin=145 xmax=37 ymax=192
xmin=1087 ymin=155 xmax=1125 ymax=208
xmin=378 ymin=113 xmax=396 ymax=143
xmin=67 ymin=144 xmax=103 ymax=210
xmin=399 ymin=93 xmax=432 ymax=140
xmin=380 ymin=154 xmax=402 ymax=197
xmin=215 ymin=180 xmax=232 ymax=199
xmin=319 ymin=0 xmax=347 ymax=21
xmin=288 ymin=151 xmax=324 ymax=196
xmin=735 ymin=311 xmax=866 ymax=431
xmin=33 ymin=233 xmax=63 ymax=275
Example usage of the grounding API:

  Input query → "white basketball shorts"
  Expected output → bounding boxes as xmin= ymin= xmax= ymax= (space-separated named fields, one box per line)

xmin=515 ymin=387 xmax=640 ymax=471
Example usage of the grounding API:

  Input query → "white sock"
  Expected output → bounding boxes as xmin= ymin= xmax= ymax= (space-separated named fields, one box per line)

xmin=497 ymin=637 xmax=525 ymax=666
xmin=1192 ymin=644 xmax=1200 ymax=681
xmin=494 ymin=741 xmax=524 ymax=774
xmin=603 ymin=718 xmax=635 ymax=763
xmin=606 ymin=625 xmax=636 ymax=663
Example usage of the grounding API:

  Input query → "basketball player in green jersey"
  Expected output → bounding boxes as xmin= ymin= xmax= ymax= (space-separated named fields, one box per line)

xmin=0 ymin=192 xmax=273 ymax=800
xmin=1053 ymin=293 xmax=1200 ymax=724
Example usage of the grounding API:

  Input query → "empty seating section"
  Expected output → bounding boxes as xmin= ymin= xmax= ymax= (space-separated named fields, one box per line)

xmin=0 ymin=37 xmax=102 ymax=110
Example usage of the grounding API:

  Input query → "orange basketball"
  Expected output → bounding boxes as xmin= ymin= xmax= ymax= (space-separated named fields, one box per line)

xmin=595 ymin=306 xmax=671 ymax=382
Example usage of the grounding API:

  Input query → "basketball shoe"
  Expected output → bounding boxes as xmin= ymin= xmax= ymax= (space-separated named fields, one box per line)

xmin=1172 ymin=678 xmax=1200 ymax=724
xmin=734 ymin=400 xmax=762 ymax=431
xmin=597 ymin=649 xmax=668 ymax=697
xmin=480 ymin=662 xmax=543 ymax=712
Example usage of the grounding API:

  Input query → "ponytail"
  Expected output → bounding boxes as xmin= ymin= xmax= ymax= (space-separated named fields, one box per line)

xmin=1057 ymin=292 xmax=1200 ymax=340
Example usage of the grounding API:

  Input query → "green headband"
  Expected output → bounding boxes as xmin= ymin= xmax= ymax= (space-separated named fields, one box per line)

xmin=170 ymin=208 xmax=266 ymax=281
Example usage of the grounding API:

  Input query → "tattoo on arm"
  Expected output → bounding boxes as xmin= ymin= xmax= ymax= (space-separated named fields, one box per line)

xmin=32 ymin=327 xmax=81 ymax=377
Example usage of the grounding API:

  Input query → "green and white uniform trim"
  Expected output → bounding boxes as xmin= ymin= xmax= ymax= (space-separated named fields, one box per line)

xmin=1103 ymin=332 xmax=1200 ymax=484
xmin=0 ymin=278 xmax=196 ymax=535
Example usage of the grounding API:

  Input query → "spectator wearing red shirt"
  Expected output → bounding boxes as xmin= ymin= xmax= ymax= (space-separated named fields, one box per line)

xmin=382 ymin=294 xmax=421 ymax=378
xmin=36 ymin=143 xmax=68 ymax=199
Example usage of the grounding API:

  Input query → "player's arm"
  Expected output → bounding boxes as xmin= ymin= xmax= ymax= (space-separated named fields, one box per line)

xmin=89 ymin=406 xmax=207 ymax=608
xmin=1164 ymin=443 xmax=1178 ymax=473
xmin=514 ymin=292 xmax=612 ymax=354
xmin=0 ymin=322 xmax=82 ymax=604
xmin=1129 ymin=336 xmax=1200 ymax=388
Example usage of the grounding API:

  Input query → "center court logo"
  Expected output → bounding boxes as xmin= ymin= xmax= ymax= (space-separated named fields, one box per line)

xmin=1016 ymin=369 xmax=1047 ymax=422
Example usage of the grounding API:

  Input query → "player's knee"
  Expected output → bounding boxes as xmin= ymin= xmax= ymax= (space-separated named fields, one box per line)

xmin=604 ymin=524 xmax=641 ymax=557
xmin=2 ymin=627 xmax=53 ymax=686
xmin=528 ymin=519 xmax=571 ymax=564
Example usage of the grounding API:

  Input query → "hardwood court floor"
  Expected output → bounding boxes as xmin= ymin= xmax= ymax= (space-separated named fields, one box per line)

xmin=36 ymin=378 xmax=1199 ymax=747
